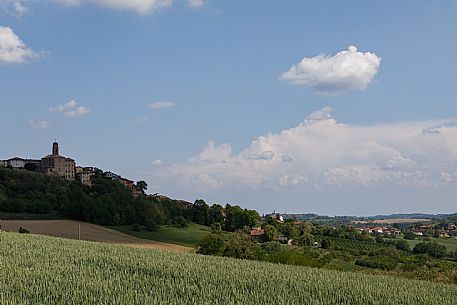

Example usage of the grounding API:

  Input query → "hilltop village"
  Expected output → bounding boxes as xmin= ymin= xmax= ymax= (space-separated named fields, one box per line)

xmin=0 ymin=142 xmax=143 ymax=198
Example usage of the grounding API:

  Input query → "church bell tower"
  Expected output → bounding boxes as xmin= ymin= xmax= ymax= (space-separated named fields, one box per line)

xmin=52 ymin=141 xmax=59 ymax=155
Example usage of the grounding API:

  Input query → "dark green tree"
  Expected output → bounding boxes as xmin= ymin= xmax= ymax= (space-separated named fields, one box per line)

xmin=136 ymin=180 xmax=148 ymax=194
xmin=197 ymin=232 xmax=225 ymax=256
xmin=208 ymin=204 xmax=225 ymax=225
xmin=192 ymin=199 xmax=209 ymax=225
xmin=320 ymin=237 xmax=333 ymax=249
xmin=264 ymin=225 xmax=279 ymax=242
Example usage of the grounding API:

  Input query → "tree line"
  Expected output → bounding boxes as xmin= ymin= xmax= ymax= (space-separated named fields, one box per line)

xmin=0 ymin=167 xmax=259 ymax=232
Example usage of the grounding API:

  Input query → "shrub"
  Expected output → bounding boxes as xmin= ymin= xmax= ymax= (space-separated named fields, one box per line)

xmin=197 ymin=232 xmax=225 ymax=256
xmin=174 ymin=216 xmax=188 ymax=228
xmin=321 ymin=237 xmax=333 ymax=249
xmin=413 ymin=242 xmax=447 ymax=258
xmin=18 ymin=227 xmax=30 ymax=234
xmin=261 ymin=241 xmax=283 ymax=254
xmin=395 ymin=240 xmax=411 ymax=252
xmin=404 ymin=232 xmax=416 ymax=240
xmin=355 ymin=256 xmax=398 ymax=271
xmin=145 ymin=219 xmax=159 ymax=232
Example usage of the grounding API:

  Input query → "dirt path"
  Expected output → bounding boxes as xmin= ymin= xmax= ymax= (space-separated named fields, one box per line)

xmin=0 ymin=220 xmax=192 ymax=253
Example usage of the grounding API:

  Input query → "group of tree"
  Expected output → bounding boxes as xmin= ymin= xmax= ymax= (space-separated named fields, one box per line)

xmin=190 ymin=200 xmax=260 ymax=232
xmin=0 ymin=167 xmax=260 ymax=233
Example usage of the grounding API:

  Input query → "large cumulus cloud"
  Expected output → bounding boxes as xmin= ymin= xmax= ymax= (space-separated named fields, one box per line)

xmin=153 ymin=108 xmax=457 ymax=193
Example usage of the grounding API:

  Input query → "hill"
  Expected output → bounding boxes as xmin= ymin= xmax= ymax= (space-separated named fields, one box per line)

xmin=1 ymin=232 xmax=456 ymax=305
xmin=0 ymin=167 xmax=260 ymax=236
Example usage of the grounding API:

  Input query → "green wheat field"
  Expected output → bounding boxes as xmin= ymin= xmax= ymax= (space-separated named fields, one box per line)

xmin=1 ymin=232 xmax=456 ymax=305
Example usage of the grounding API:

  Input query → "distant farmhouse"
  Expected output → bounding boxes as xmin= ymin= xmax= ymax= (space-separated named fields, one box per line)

xmin=1 ymin=142 xmax=144 ymax=197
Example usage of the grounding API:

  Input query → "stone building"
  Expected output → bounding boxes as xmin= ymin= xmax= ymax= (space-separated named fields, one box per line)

xmin=41 ymin=142 xmax=76 ymax=180
xmin=75 ymin=166 xmax=96 ymax=186
xmin=0 ymin=157 xmax=41 ymax=170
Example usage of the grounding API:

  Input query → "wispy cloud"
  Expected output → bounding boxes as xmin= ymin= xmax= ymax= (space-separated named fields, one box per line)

xmin=280 ymin=46 xmax=381 ymax=96
xmin=29 ymin=119 xmax=49 ymax=129
xmin=54 ymin=0 xmax=173 ymax=14
xmin=50 ymin=99 xmax=90 ymax=118
xmin=137 ymin=116 xmax=150 ymax=123
xmin=13 ymin=1 xmax=29 ymax=16
xmin=187 ymin=0 xmax=205 ymax=9
xmin=152 ymin=159 xmax=163 ymax=166
xmin=0 ymin=1 xmax=29 ymax=18
xmin=148 ymin=100 xmax=174 ymax=110
xmin=0 ymin=26 xmax=43 ymax=64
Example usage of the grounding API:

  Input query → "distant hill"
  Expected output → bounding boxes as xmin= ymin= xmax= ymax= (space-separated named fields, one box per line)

xmin=280 ymin=212 xmax=453 ymax=223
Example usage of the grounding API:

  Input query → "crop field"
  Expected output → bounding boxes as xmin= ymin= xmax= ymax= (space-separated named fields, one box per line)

xmin=1 ymin=233 xmax=457 ymax=305
xmin=0 ymin=220 xmax=191 ymax=252
xmin=109 ymin=222 xmax=215 ymax=247
xmin=331 ymin=237 xmax=387 ymax=252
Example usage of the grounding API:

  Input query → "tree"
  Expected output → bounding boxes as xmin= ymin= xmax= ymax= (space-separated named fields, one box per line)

xmin=280 ymin=222 xmax=299 ymax=240
xmin=264 ymin=225 xmax=279 ymax=242
xmin=208 ymin=204 xmax=225 ymax=225
xmin=403 ymin=231 xmax=416 ymax=240
xmin=136 ymin=181 xmax=148 ymax=194
xmin=174 ymin=216 xmax=188 ymax=228
xmin=394 ymin=240 xmax=411 ymax=252
xmin=223 ymin=204 xmax=260 ymax=232
xmin=192 ymin=199 xmax=209 ymax=225
xmin=197 ymin=232 xmax=225 ymax=256
xmin=300 ymin=233 xmax=314 ymax=247
xmin=320 ymin=237 xmax=333 ymax=249
xmin=24 ymin=163 xmax=38 ymax=172
xmin=223 ymin=232 xmax=261 ymax=260
xmin=413 ymin=242 xmax=447 ymax=258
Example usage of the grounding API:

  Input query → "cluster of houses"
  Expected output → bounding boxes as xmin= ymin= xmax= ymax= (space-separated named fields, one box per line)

xmin=410 ymin=224 xmax=457 ymax=238
xmin=249 ymin=214 xmax=300 ymax=246
xmin=1 ymin=142 xmax=144 ymax=198
xmin=354 ymin=226 xmax=402 ymax=235
xmin=250 ymin=226 xmax=295 ymax=245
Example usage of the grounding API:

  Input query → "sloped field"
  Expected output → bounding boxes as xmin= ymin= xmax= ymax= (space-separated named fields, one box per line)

xmin=0 ymin=220 xmax=191 ymax=252
xmin=0 ymin=232 xmax=456 ymax=305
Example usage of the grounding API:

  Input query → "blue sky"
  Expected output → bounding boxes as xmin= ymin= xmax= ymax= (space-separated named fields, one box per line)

xmin=1 ymin=0 xmax=457 ymax=215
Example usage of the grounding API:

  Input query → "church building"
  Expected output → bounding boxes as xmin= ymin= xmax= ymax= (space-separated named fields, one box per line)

xmin=41 ymin=142 xmax=76 ymax=180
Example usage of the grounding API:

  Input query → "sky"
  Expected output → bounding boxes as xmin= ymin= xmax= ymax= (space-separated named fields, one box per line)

xmin=1 ymin=0 xmax=457 ymax=216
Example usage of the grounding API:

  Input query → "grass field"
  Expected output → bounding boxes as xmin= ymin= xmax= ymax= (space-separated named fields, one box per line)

xmin=0 ymin=220 xmax=191 ymax=252
xmin=109 ymin=222 xmax=227 ymax=247
xmin=405 ymin=237 xmax=457 ymax=251
xmin=1 ymin=232 xmax=456 ymax=305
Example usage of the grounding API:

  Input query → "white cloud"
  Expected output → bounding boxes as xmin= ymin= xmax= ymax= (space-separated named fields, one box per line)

xmin=280 ymin=45 xmax=381 ymax=96
xmin=0 ymin=26 xmax=42 ymax=64
xmin=148 ymin=100 xmax=175 ymax=110
xmin=55 ymin=0 xmax=172 ymax=14
xmin=13 ymin=1 xmax=29 ymax=16
xmin=156 ymin=108 xmax=457 ymax=193
xmin=0 ymin=1 xmax=29 ymax=17
xmin=187 ymin=0 xmax=205 ymax=9
xmin=50 ymin=99 xmax=90 ymax=118
xmin=152 ymin=159 xmax=163 ymax=166
xmin=29 ymin=119 xmax=49 ymax=129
